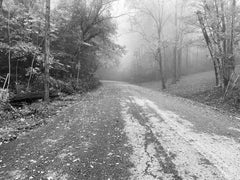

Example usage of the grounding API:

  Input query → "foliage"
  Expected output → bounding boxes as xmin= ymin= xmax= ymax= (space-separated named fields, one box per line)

xmin=0 ymin=0 xmax=123 ymax=94
xmin=195 ymin=0 xmax=238 ymax=90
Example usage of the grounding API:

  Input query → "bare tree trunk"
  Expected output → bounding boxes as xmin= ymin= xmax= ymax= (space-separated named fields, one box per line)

xmin=163 ymin=47 xmax=167 ymax=79
xmin=177 ymin=1 xmax=184 ymax=81
xmin=213 ymin=59 xmax=219 ymax=86
xmin=230 ymin=0 xmax=236 ymax=53
xmin=197 ymin=11 xmax=220 ymax=86
xmin=44 ymin=0 xmax=50 ymax=102
xmin=186 ymin=45 xmax=189 ymax=75
xmin=173 ymin=0 xmax=178 ymax=84
xmin=220 ymin=1 xmax=228 ymax=89
xmin=7 ymin=5 xmax=11 ymax=90
xmin=177 ymin=47 xmax=182 ymax=81
xmin=223 ymin=0 xmax=236 ymax=88
xmin=157 ymin=48 xmax=166 ymax=89
xmin=220 ymin=1 xmax=227 ymax=55
xmin=173 ymin=47 xmax=177 ymax=83
xmin=218 ymin=0 xmax=235 ymax=89
xmin=0 ymin=0 xmax=3 ymax=12
xmin=213 ymin=0 xmax=220 ymax=86
xmin=77 ymin=61 xmax=81 ymax=84
xmin=155 ymin=61 xmax=158 ymax=81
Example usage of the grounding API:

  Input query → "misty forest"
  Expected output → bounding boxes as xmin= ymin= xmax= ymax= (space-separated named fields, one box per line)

xmin=1 ymin=0 xmax=240 ymax=180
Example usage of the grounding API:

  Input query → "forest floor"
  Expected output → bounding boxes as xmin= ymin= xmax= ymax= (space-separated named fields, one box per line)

xmin=0 ymin=93 xmax=89 ymax=146
xmin=139 ymin=69 xmax=240 ymax=117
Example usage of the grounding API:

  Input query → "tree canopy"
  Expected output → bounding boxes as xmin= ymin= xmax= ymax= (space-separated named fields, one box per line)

xmin=0 ymin=0 xmax=125 ymax=94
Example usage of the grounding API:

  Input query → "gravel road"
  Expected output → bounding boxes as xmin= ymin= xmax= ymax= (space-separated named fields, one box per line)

xmin=1 ymin=81 xmax=240 ymax=180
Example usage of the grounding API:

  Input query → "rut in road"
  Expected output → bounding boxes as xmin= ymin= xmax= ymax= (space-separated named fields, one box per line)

xmin=121 ymin=95 xmax=240 ymax=180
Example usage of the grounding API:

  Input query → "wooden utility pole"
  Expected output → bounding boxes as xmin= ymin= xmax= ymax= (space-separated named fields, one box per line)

xmin=44 ymin=0 xmax=50 ymax=102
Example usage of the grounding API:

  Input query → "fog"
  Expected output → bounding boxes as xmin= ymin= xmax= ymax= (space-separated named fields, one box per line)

xmin=50 ymin=0 xmax=239 ymax=85
xmin=97 ymin=0 xmax=231 ymax=83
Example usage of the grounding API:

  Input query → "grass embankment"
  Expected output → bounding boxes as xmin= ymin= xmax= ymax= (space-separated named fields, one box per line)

xmin=139 ymin=70 xmax=240 ymax=116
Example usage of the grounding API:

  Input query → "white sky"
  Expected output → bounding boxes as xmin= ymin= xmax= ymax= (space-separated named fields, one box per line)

xmin=111 ymin=0 xmax=141 ymax=70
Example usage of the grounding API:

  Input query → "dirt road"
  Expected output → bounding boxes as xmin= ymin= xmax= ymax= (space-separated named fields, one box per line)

xmin=1 ymin=81 xmax=240 ymax=180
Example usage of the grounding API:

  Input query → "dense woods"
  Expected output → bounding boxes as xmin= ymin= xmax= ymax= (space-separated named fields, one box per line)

xmin=1 ymin=0 xmax=240 ymax=120
xmin=2 ymin=0 xmax=239 ymax=103
xmin=0 ymin=0 xmax=124 ymax=103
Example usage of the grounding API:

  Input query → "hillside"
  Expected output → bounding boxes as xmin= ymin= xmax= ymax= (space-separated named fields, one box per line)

xmin=139 ymin=69 xmax=240 ymax=116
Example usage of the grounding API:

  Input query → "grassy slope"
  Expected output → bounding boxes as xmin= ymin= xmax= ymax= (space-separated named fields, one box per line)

xmin=139 ymin=69 xmax=240 ymax=115
xmin=139 ymin=71 xmax=216 ymax=96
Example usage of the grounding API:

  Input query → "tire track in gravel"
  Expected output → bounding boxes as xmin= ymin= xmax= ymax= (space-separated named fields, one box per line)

xmin=121 ymin=100 xmax=161 ymax=180
xmin=121 ymin=99 xmax=181 ymax=180
xmin=125 ymin=95 xmax=240 ymax=180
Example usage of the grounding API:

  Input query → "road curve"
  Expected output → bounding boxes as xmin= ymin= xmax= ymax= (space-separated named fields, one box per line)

xmin=0 ymin=81 xmax=240 ymax=180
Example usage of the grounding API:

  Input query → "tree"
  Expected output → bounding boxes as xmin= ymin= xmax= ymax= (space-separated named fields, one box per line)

xmin=44 ymin=0 xmax=50 ymax=102
xmin=173 ymin=0 xmax=188 ymax=83
xmin=0 ymin=0 xmax=124 ymax=97
xmin=196 ymin=10 xmax=219 ymax=86
xmin=52 ymin=0 xmax=125 ymax=79
xmin=0 ymin=0 xmax=3 ymax=12
xmin=0 ymin=0 xmax=44 ymax=90
xmin=196 ymin=0 xmax=238 ymax=90
xmin=173 ymin=0 xmax=178 ymax=84
xmin=129 ymin=0 xmax=170 ymax=89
